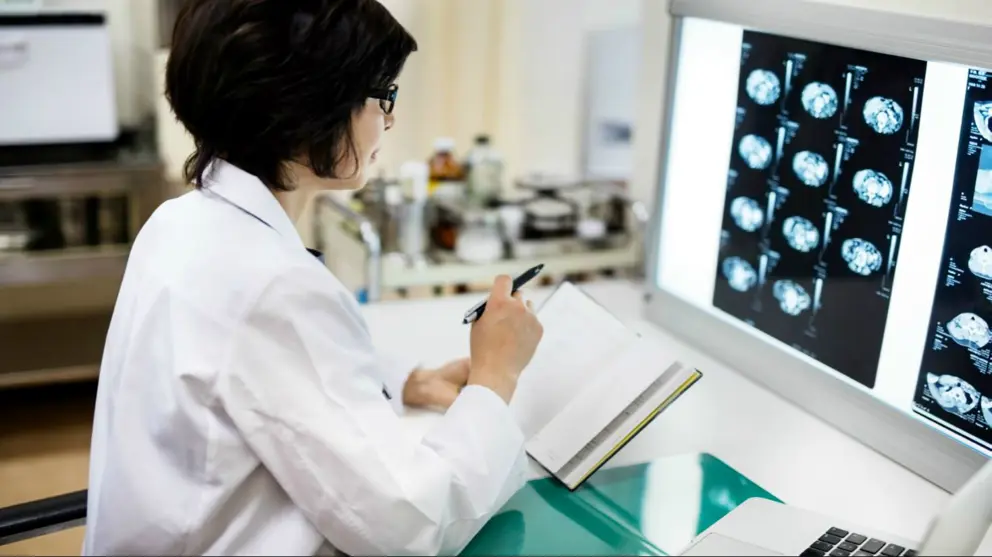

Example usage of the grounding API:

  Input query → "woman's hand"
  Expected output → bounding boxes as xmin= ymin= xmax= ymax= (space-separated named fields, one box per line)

xmin=402 ymin=358 xmax=471 ymax=411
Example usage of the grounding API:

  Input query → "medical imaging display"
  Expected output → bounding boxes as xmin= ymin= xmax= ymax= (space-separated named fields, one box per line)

xmin=913 ymin=70 xmax=992 ymax=451
xmin=713 ymin=30 xmax=926 ymax=389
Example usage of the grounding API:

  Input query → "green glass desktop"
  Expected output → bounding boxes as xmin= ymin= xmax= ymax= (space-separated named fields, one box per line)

xmin=461 ymin=453 xmax=779 ymax=556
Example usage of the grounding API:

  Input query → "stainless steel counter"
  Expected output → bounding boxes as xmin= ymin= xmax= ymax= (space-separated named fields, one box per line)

xmin=0 ymin=132 xmax=169 ymax=387
xmin=0 ymin=131 xmax=167 ymax=296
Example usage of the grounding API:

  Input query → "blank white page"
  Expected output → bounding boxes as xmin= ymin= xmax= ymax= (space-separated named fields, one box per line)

xmin=509 ymin=282 xmax=635 ymax=439
xmin=524 ymin=338 xmax=662 ymax=472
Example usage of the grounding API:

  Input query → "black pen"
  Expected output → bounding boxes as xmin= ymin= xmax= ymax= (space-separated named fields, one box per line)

xmin=463 ymin=264 xmax=545 ymax=324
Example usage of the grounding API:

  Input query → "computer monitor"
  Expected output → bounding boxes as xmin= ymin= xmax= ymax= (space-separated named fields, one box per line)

xmin=644 ymin=0 xmax=992 ymax=492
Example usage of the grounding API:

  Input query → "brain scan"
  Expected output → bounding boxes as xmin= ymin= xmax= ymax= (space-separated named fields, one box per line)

xmin=792 ymin=151 xmax=829 ymax=187
xmin=927 ymin=373 xmax=980 ymax=415
xmin=721 ymin=257 xmax=757 ymax=292
xmin=969 ymin=246 xmax=992 ymax=281
xmin=800 ymin=82 xmax=838 ymax=119
xmin=772 ymin=280 xmax=811 ymax=316
xmin=852 ymin=169 xmax=894 ymax=208
xmin=983 ymin=396 xmax=992 ymax=427
xmin=973 ymin=101 xmax=992 ymax=143
xmin=739 ymin=134 xmax=773 ymax=170
xmin=730 ymin=197 xmax=764 ymax=232
xmin=841 ymin=238 xmax=883 ymax=276
xmin=782 ymin=216 xmax=820 ymax=253
xmin=746 ymin=69 xmax=781 ymax=106
xmin=946 ymin=312 xmax=992 ymax=350
xmin=862 ymin=96 xmax=904 ymax=135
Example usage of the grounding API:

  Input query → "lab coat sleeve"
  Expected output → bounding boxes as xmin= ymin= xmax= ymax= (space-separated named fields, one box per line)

xmin=219 ymin=266 xmax=529 ymax=556
xmin=375 ymin=349 xmax=418 ymax=415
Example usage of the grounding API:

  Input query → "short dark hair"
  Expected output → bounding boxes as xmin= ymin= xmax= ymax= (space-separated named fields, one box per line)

xmin=165 ymin=0 xmax=417 ymax=191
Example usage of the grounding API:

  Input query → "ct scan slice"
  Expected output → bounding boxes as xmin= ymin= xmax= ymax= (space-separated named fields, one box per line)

xmin=739 ymin=134 xmax=773 ymax=170
xmin=969 ymin=245 xmax=992 ymax=281
xmin=983 ymin=396 xmax=992 ymax=427
xmin=792 ymin=150 xmax=829 ymax=187
xmin=782 ymin=215 xmax=820 ymax=253
xmin=841 ymin=238 xmax=883 ymax=276
xmin=730 ymin=196 xmax=764 ymax=232
xmin=862 ymin=96 xmax=904 ymax=135
xmin=772 ymin=279 xmax=811 ymax=316
xmin=852 ymin=169 xmax=894 ymax=208
xmin=946 ymin=312 xmax=992 ymax=350
xmin=973 ymin=101 xmax=992 ymax=143
xmin=721 ymin=256 xmax=758 ymax=292
xmin=746 ymin=69 xmax=781 ymax=106
xmin=800 ymin=82 xmax=838 ymax=120
xmin=927 ymin=373 xmax=980 ymax=416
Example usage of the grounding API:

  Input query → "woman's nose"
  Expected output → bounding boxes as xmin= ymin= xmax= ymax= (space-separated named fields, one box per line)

xmin=384 ymin=112 xmax=395 ymax=131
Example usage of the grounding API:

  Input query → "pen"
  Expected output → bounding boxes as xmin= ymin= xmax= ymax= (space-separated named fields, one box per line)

xmin=463 ymin=264 xmax=545 ymax=324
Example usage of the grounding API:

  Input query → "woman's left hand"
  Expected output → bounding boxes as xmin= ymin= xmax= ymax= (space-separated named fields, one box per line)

xmin=402 ymin=358 xmax=471 ymax=411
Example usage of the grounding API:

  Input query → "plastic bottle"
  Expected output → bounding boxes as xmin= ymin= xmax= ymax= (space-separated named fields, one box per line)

xmin=465 ymin=134 xmax=504 ymax=204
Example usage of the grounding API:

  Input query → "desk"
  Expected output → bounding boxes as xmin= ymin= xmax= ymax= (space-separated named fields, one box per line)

xmin=362 ymin=279 xmax=969 ymax=544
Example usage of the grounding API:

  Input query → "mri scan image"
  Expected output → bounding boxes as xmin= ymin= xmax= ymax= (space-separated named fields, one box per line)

xmin=852 ymin=169 xmax=894 ymax=208
xmin=983 ymin=396 xmax=992 ymax=427
xmin=722 ymin=257 xmax=758 ymax=292
xmin=800 ymin=82 xmax=838 ymax=119
xmin=792 ymin=151 xmax=829 ymax=187
xmin=772 ymin=280 xmax=812 ymax=316
xmin=969 ymin=246 xmax=992 ymax=281
xmin=862 ymin=96 xmax=904 ymax=135
xmin=973 ymin=101 xmax=992 ymax=143
xmin=946 ymin=312 xmax=992 ymax=350
xmin=782 ymin=216 xmax=820 ymax=253
xmin=841 ymin=238 xmax=883 ymax=276
xmin=746 ymin=69 xmax=781 ymax=106
xmin=926 ymin=373 xmax=980 ymax=416
xmin=730 ymin=197 xmax=764 ymax=232
xmin=739 ymin=134 xmax=773 ymax=170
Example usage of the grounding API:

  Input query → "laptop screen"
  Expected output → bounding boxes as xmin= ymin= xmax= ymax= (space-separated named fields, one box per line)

xmin=655 ymin=16 xmax=992 ymax=457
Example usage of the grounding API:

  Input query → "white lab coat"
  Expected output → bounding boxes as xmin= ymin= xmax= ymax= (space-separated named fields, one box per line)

xmin=83 ymin=159 xmax=529 ymax=556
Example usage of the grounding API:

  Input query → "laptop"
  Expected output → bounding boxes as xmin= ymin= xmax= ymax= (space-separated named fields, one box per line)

xmin=676 ymin=457 xmax=992 ymax=557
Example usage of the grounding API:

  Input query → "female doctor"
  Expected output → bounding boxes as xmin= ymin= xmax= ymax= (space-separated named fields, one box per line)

xmin=82 ymin=1 xmax=543 ymax=555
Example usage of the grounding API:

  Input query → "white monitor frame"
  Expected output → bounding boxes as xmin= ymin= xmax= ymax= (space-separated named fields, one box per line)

xmin=644 ymin=0 xmax=992 ymax=493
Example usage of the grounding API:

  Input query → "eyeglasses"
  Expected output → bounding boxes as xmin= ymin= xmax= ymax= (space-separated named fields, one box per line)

xmin=369 ymin=84 xmax=398 ymax=115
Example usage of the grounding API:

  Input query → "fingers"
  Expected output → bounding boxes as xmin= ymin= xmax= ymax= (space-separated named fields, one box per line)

xmin=432 ymin=384 xmax=461 ymax=410
xmin=444 ymin=358 xmax=471 ymax=383
xmin=491 ymin=274 xmax=513 ymax=301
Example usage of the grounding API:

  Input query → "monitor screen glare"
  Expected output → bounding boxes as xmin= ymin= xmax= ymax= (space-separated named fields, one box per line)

xmin=657 ymin=17 xmax=992 ymax=456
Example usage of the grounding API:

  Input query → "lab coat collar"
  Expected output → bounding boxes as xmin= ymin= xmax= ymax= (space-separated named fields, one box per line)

xmin=200 ymin=159 xmax=306 ymax=251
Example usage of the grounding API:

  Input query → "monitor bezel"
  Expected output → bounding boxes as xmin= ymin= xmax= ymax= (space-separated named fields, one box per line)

xmin=643 ymin=0 xmax=992 ymax=493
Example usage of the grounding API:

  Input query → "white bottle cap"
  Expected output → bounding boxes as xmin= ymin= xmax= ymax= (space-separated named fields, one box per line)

xmin=433 ymin=137 xmax=456 ymax=152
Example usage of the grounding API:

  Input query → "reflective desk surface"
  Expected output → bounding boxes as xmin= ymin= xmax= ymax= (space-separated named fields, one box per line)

xmin=461 ymin=452 xmax=778 ymax=556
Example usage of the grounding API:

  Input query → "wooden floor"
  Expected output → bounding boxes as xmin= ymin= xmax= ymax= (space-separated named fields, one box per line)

xmin=0 ymin=382 xmax=96 ymax=556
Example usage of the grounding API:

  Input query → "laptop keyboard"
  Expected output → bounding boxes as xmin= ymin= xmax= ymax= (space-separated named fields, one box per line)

xmin=801 ymin=527 xmax=917 ymax=557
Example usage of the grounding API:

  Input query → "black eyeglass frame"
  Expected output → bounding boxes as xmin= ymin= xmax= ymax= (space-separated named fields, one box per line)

xmin=369 ymin=84 xmax=399 ymax=114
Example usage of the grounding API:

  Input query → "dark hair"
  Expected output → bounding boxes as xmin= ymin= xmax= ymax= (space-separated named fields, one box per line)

xmin=165 ymin=0 xmax=417 ymax=191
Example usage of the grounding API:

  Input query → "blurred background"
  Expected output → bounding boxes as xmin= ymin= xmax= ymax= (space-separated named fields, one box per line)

xmin=0 ymin=0 xmax=647 ymax=553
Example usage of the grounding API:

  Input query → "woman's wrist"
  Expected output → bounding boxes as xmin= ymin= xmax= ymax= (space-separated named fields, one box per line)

xmin=467 ymin=367 xmax=517 ymax=404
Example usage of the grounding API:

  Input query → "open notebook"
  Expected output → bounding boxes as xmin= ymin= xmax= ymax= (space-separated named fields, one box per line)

xmin=509 ymin=282 xmax=702 ymax=491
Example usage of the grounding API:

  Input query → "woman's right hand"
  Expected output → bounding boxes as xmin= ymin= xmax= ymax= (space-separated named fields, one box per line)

xmin=468 ymin=275 xmax=544 ymax=404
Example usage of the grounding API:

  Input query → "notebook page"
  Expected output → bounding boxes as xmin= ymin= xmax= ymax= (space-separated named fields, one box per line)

xmin=509 ymin=282 xmax=634 ymax=439
xmin=524 ymin=339 xmax=663 ymax=473
xmin=557 ymin=362 xmax=698 ymax=489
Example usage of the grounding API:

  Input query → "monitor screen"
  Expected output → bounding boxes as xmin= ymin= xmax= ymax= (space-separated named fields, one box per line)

xmin=656 ymin=16 xmax=992 ymax=456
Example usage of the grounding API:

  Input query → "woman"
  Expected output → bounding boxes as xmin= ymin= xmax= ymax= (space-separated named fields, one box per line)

xmin=82 ymin=1 xmax=543 ymax=555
